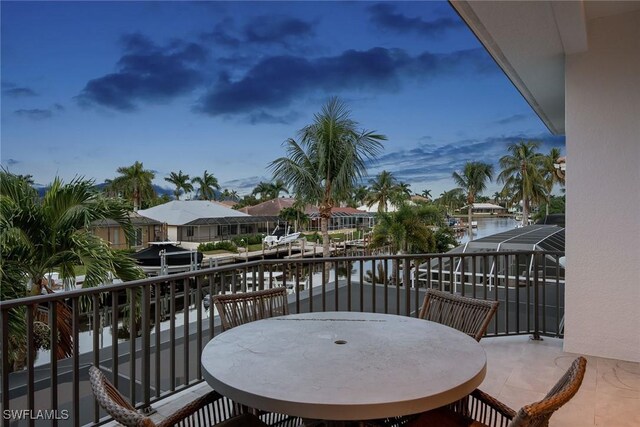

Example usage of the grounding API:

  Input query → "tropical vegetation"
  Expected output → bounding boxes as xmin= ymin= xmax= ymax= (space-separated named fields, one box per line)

xmin=498 ymin=141 xmax=546 ymax=224
xmin=270 ymin=97 xmax=386 ymax=258
xmin=452 ymin=161 xmax=493 ymax=239
xmin=164 ymin=170 xmax=193 ymax=200
xmin=108 ymin=161 xmax=156 ymax=211
xmin=192 ymin=170 xmax=220 ymax=201
xmin=0 ymin=171 xmax=144 ymax=369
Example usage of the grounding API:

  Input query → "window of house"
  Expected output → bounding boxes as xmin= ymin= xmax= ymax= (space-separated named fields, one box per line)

xmin=135 ymin=228 xmax=143 ymax=247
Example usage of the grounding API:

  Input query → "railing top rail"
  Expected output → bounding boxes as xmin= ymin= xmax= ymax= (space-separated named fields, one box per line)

xmin=0 ymin=249 xmax=564 ymax=309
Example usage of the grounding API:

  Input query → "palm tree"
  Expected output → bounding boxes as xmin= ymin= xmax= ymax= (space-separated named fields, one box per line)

xmin=110 ymin=161 xmax=156 ymax=211
xmin=164 ymin=170 xmax=193 ymax=200
xmin=192 ymin=170 xmax=220 ymax=201
xmin=498 ymin=141 xmax=545 ymax=225
xmin=351 ymin=185 xmax=369 ymax=207
xmin=268 ymin=180 xmax=289 ymax=199
xmin=252 ymin=182 xmax=272 ymax=200
xmin=452 ymin=162 xmax=493 ymax=239
xmin=370 ymin=204 xmax=443 ymax=284
xmin=270 ymin=97 xmax=386 ymax=259
xmin=437 ymin=188 xmax=465 ymax=213
xmin=542 ymin=148 xmax=563 ymax=217
xmin=0 ymin=171 xmax=144 ymax=369
xmin=229 ymin=190 xmax=240 ymax=201
xmin=391 ymin=182 xmax=412 ymax=206
xmin=366 ymin=170 xmax=398 ymax=213
xmin=421 ymin=189 xmax=432 ymax=200
xmin=493 ymin=191 xmax=502 ymax=205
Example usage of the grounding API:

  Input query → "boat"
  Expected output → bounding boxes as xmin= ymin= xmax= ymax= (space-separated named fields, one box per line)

xmin=130 ymin=241 xmax=203 ymax=275
xmin=262 ymin=223 xmax=301 ymax=248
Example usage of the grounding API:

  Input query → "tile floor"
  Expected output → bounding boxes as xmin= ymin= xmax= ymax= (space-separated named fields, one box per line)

xmin=107 ymin=336 xmax=639 ymax=426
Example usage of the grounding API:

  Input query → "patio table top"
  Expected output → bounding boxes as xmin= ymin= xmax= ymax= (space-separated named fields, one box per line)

xmin=201 ymin=311 xmax=486 ymax=421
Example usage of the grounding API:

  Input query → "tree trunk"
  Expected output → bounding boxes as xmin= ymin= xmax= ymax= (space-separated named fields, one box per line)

xmin=522 ymin=196 xmax=529 ymax=227
xmin=467 ymin=199 xmax=474 ymax=241
xmin=545 ymin=198 xmax=550 ymax=217
xmin=321 ymin=216 xmax=330 ymax=258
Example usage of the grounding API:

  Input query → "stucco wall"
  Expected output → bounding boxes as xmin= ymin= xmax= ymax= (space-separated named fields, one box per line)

xmin=564 ymin=10 xmax=640 ymax=362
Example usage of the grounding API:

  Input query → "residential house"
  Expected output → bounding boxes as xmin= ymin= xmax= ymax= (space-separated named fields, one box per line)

xmin=138 ymin=200 xmax=278 ymax=243
xmin=464 ymin=203 xmax=508 ymax=215
xmin=91 ymin=212 xmax=162 ymax=250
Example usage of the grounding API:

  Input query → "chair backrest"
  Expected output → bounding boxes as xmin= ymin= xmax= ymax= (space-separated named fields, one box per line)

xmin=418 ymin=288 xmax=499 ymax=341
xmin=213 ymin=287 xmax=289 ymax=331
xmin=509 ymin=357 xmax=587 ymax=427
xmin=89 ymin=366 xmax=155 ymax=427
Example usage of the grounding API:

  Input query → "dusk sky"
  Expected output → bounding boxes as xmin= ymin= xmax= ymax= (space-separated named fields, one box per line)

xmin=1 ymin=1 xmax=564 ymax=197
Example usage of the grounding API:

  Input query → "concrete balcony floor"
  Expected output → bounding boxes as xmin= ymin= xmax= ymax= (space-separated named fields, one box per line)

xmin=117 ymin=336 xmax=639 ymax=427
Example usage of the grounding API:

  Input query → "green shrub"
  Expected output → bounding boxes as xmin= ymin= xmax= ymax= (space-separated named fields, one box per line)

xmin=197 ymin=241 xmax=238 ymax=252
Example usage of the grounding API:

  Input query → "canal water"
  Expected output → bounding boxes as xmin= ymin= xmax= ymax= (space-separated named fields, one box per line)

xmin=458 ymin=217 xmax=518 ymax=244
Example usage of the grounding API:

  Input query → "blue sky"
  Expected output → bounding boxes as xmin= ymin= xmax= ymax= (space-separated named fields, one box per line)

xmin=1 ymin=1 xmax=564 ymax=197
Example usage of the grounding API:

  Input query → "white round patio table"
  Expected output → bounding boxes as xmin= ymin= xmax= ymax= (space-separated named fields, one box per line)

xmin=201 ymin=311 xmax=486 ymax=421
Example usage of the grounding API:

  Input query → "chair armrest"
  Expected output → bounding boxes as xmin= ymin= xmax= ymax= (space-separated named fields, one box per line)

xmin=448 ymin=389 xmax=516 ymax=426
xmin=157 ymin=391 xmax=246 ymax=427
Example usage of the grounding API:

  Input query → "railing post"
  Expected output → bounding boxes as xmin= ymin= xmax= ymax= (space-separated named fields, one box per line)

xmin=403 ymin=258 xmax=411 ymax=316
xmin=1 ymin=310 xmax=10 ymax=427
xmin=140 ymin=284 xmax=153 ymax=413
xmin=531 ymin=251 xmax=543 ymax=341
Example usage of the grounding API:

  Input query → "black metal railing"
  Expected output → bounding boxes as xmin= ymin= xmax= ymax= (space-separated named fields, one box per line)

xmin=0 ymin=250 xmax=564 ymax=426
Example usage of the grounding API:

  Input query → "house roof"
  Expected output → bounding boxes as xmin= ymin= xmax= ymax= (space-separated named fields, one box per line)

xmin=451 ymin=224 xmax=565 ymax=253
xmin=216 ymin=200 xmax=237 ymax=207
xmin=357 ymin=201 xmax=400 ymax=213
xmin=138 ymin=200 xmax=249 ymax=225
xmin=239 ymin=198 xmax=296 ymax=216
xmin=91 ymin=211 xmax=162 ymax=227
xmin=466 ymin=203 xmax=507 ymax=210
xmin=308 ymin=207 xmax=372 ymax=218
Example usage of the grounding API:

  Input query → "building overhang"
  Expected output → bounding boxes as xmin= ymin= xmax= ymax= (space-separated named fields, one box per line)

xmin=451 ymin=1 xmax=640 ymax=136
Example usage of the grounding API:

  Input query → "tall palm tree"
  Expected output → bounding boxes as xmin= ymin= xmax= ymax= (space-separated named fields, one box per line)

xmin=351 ymin=185 xmax=369 ymax=207
xmin=366 ymin=170 xmax=398 ymax=213
xmin=252 ymin=181 xmax=272 ymax=200
xmin=542 ymin=147 xmax=564 ymax=217
xmin=268 ymin=180 xmax=290 ymax=199
xmin=0 ymin=171 xmax=144 ymax=369
xmin=164 ymin=170 xmax=193 ymax=200
xmin=391 ymin=182 xmax=412 ymax=206
xmin=437 ymin=188 xmax=465 ymax=213
xmin=493 ymin=191 xmax=502 ymax=205
xmin=498 ymin=141 xmax=545 ymax=225
xmin=421 ymin=189 xmax=432 ymax=200
xmin=452 ymin=162 xmax=493 ymax=239
xmin=110 ymin=161 xmax=156 ymax=211
xmin=270 ymin=97 xmax=386 ymax=259
xmin=192 ymin=170 xmax=220 ymax=201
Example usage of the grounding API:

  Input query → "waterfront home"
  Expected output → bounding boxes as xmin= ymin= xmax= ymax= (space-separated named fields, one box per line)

xmin=464 ymin=203 xmax=508 ymax=215
xmin=137 ymin=200 xmax=278 ymax=244
xmin=90 ymin=212 xmax=162 ymax=250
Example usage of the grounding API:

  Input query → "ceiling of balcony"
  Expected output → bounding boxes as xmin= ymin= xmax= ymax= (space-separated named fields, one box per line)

xmin=450 ymin=1 xmax=640 ymax=136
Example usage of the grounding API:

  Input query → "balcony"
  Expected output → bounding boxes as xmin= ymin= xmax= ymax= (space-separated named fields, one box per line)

xmin=1 ymin=252 xmax=637 ymax=426
xmin=113 ymin=336 xmax=639 ymax=427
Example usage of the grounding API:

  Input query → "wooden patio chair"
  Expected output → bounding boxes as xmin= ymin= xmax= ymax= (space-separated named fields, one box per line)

xmin=88 ymin=366 xmax=267 ymax=427
xmin=407 ymin=356 xmax=587 ymax=427
xmin=418 ymin=288 xmax=499 ymax=341
xmin=213 ymin=287 xmax=289 ymax=331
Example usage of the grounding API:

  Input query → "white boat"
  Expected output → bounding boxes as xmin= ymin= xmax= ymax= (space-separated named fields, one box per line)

xmin=262 ymin=223 xmax=301 ymax=248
